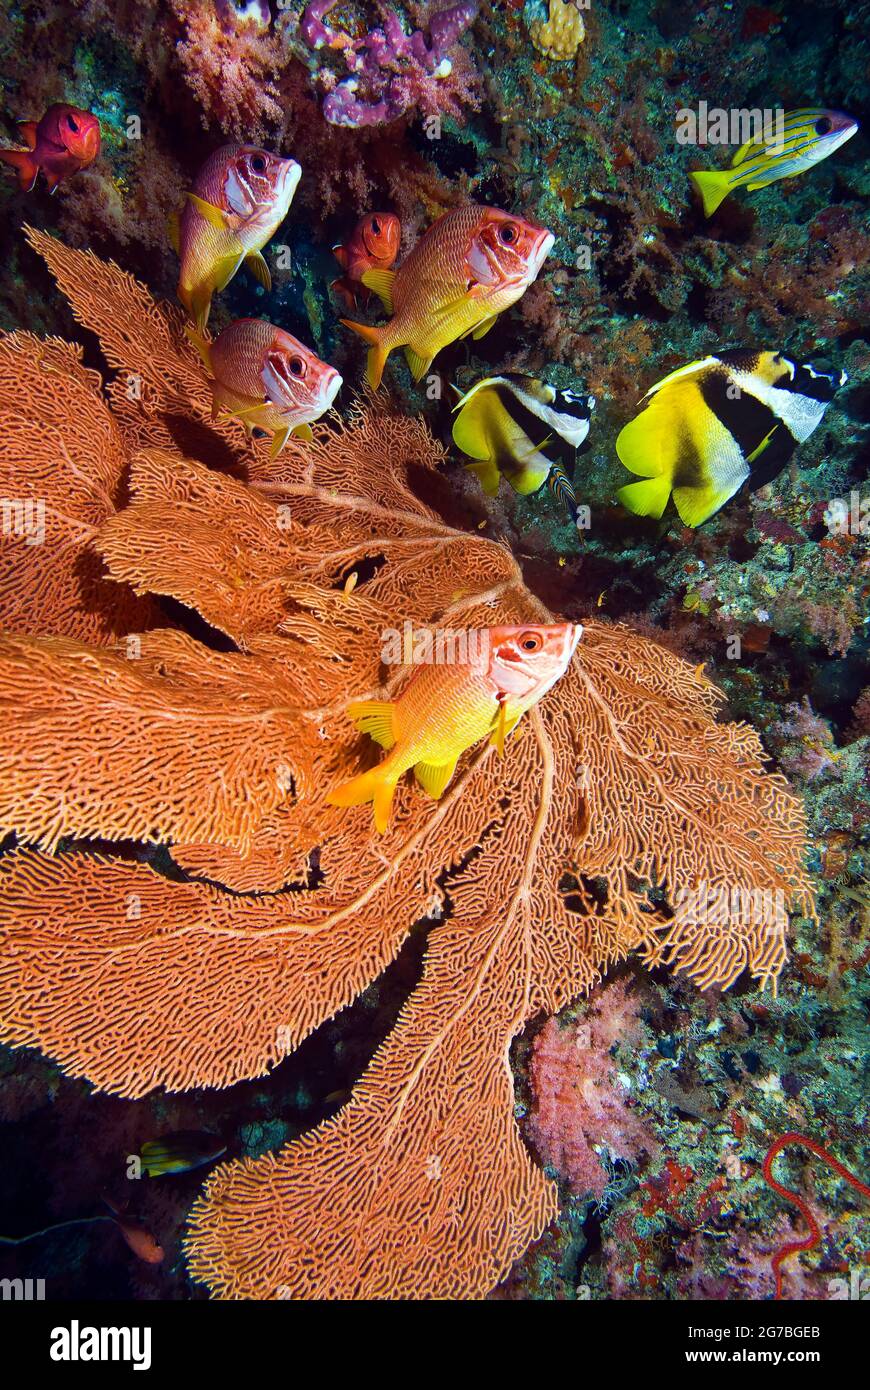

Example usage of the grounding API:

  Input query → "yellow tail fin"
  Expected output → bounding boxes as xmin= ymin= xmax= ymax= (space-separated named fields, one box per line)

xmin=616 ymin=475 xmax=673 ymax=520
xmin=326 ymin=764 xmax=399 ymax=834
xmin=341 ymin=318 xmax=389 ymax=389
xmin=689 ymin=170 xmax=731 ymax=218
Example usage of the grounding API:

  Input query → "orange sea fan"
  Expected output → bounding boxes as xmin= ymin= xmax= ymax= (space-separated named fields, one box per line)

xmin=0 ymin=233 xmax=815 ymax=1299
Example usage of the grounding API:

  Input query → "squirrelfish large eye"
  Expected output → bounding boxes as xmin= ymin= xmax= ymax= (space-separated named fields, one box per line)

xmin=250 ymin=153 xmax=267 ymax=173
xmin=370 ymin=216 xmax=381 ymax=235
xmin=814 ymin=116 xmax=833 ymax=136
xmin=518 ymin=631 xmax=543 ymax=653
xmin=288 ymin=355 xmax=306 ymax=378
xmin=66 ymin=113 xmax=79 ymax=132
xmin=499 ymin=222 xmax=518 ymax=245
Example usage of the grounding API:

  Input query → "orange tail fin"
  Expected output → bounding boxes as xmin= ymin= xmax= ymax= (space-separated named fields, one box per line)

xmin=341 ymin=318 xmax=389 ymax=390
xmin=326 ymin=764 xmax=399 ymax=834
xmin=0 ymin=148 xmax=38 ymax=192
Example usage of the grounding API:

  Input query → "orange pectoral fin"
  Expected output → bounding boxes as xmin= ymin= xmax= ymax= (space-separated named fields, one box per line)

xmin=0 ymin=148 xmax=38 ymax=191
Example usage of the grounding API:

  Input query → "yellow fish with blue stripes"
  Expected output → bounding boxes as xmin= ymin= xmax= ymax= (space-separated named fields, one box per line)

xmin=690 ymin=108 xmax=858 ymax=217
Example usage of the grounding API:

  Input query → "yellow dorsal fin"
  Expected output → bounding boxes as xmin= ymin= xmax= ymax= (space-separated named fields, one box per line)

xmin=360 ymin=268 xmax=395 ymax=313
xmin=346 ymin=699 xmax=396 ymax=750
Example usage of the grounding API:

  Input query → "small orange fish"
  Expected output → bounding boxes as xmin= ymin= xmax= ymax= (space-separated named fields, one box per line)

xmin=187 ymin=317 xmax=342 ymax=455
xmin=171 ymin=144 xmax=301 ymax=331
xmin=0 ymin=104 xmax=100 ymax=192
xmin=341 ymin=204 xmax=555 ymax=389
xmin=103 ymin=1196 xmax=164 ymax=1265
xmin=327 ymin=623 xmax=581 ymax=832
xmin=332 ymin=211 xmax=401 ymax=310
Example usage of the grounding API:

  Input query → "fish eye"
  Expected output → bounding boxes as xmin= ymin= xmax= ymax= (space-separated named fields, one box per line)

xmin=66 ymin=113 xmax=79 ymax=132
xmin=814 ymin=116 xmax=832 ymax=136
xmin=250 ymin=154 xmax=267 ymax=173
xmin=370 ymin=217 xmax=381 ymax=234
xmin=288 ymin=355 xmax=306 ymax=377
xmin=499 ymin=223 xmax=518 ymax=245
xmin=518 ymin=631 xmax=543 ymax=652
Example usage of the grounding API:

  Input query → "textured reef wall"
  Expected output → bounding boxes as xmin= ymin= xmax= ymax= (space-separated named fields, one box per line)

xmin=0 ymin=0 xmax=867 ymax=1301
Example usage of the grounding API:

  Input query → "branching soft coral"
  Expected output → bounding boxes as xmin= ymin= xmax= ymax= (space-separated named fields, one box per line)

xmin=0 ymin=230 xmax=814 ymax=1299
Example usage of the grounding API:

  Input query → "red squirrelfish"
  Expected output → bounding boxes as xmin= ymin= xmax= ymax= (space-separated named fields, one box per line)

xmin=171 ymin=144 xmax=301 ymax=330
xmin=0 ymin=104 xmax=100 ymax=192
xmin=187 ymin=317 xmax=342 ymax=456
xmin=102 ymin=1197 xmax=164 ymax=1265
xmin=327 ymin=622 xmax=581 ymax=832
xmin=332 ymin=211 xmax=402 ymax=310
xmin=341 ymin=204 xmax=555 ymax=389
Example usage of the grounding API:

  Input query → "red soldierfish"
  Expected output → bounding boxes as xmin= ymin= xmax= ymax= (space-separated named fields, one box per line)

xmin=102 ymin=1196 xmax=164 ymax=1265
xmin=187 ymin=317 xmax=342 ymax=456
xmin=0 ymin=104 xmax=100 ymax=192
xmin=341 ymin=204 xmax=554 ymax=389
xmin=328 ymin=623 xmax=581 ymax=832
xmin=171 ymin=144 xmax=301 ymax=331
xmin=332 ymin=211 xmax=402 ymax=310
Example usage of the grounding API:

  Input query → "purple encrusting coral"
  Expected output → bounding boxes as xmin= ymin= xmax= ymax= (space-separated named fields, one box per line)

xmin=300 ymin=0 xmax=479 ymax=127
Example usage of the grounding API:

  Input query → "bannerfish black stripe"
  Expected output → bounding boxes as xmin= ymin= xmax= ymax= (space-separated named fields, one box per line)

xmin=700 ymin=368 xmax=782 ymax=456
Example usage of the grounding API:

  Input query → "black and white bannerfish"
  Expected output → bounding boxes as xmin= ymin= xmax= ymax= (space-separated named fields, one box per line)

xmin=615 ymin=349 xmax=848 ymax=528
xmin=451 ymin=374 xmax=595 ymax=527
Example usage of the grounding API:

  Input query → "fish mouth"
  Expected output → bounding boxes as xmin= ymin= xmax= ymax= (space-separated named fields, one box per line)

xmin=280 ymin=158 xmax=302 ymax=202
xmin=318 ymin=368 xmax=343 ymax=411
xmin=531 ymin=229 xmax=556 ymax=275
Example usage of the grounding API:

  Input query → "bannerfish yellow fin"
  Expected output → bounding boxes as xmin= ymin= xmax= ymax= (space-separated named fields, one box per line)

xmin=347 ymin=699 xmax=396 ymax=750
xmin=617 ymin=475 xmax=673 ymax=519
xmin=414 ymin=757 xmax=458 ymax=799
xmin=183 ymin=323 xmax=212 ymax=371
xmin=187 ymin=192 xmax=230 ymax=229
xmin=269 ymin=425 xmax=292 ymax=458
xmin=360 ymin=268 xmax=395 ymax=313
xmin=746 ymin=426 xmax=777 ymax=464
xmin=341 ymin=318 xmax=389 ymax=389
xmin=465 ymin=458 xmax=502 ymax=495
xmin=671 ymin=482 xmax=741 ymax=528
xmin=511 ymin=434 xmax=554 ymax=495
xmin=167 ymin=211 xmax=181 ymax=254
xmin=472 ymin=312 xmax=499 ymax=341
xmin=688 ymin=169 xmax=732 ymax=217
xmin=326 ymin=764 xmax=399 ymax=834
xmin=292 ymin=422 xmax=314 ymax=441
xmin=452 ymin=391 xmax=495 ymax=461
xmin=246 ymin=249 xmax=272 ymax=290
xmin=404 ymin=345 xmax=432 ymax=381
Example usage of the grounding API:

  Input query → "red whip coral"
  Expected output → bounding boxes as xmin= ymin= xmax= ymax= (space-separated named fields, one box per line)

xmin=763 ymin=1133 xmax=870 ymax=1299
xmin=0 ymin=230 xmax=814 ymax=1298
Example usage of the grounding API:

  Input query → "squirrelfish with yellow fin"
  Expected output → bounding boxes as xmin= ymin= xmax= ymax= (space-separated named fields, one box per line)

xmin=690 ymin=108 xmax=858 ymax=217
xmin=341 ymin=204 xmax=554 ymax=389
xmin=171 ymin=144 xmax=301 ymax=330
xmin=452 ymin=373 xmax=594 ymax=526
xmin=327 ymin=623 xmax=581 ymax=833
xmin=187 ymin=317 xmax=342 ymax=455
xmin=332 ymin=211 xmax=401 ymax=310
xmin=616 ymin=349 xmax=847 ymax=527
